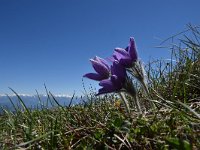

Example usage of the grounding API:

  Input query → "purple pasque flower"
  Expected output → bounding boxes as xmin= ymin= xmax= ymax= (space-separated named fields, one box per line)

xmin=83 ymin=56 xmax=110 ymax=81
xmin=97 ymin=60 xmax=127 ymax=95
xmin=113 ymin=37 xmax=138 ymax=68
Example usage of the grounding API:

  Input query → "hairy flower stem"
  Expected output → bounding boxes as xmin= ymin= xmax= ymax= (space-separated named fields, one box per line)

xmin=141 ymin=81 xmax=157 ymax=110
xmin=128 ymin=66 xmax=156 ymax=110
xmin=119 ymin=92 xmax=130 ymax=114
xmin=124 ymin=77 xmax=143 ymax=114
xmin=130 ymin=92 xmax=142 ymax=115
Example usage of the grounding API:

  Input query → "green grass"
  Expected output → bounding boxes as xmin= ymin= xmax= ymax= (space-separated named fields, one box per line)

xmin=0 ymin=24 xmax=200 ymax=149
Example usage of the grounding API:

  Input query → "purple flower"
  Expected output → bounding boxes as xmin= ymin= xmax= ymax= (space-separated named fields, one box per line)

xmin=113 ymin=37 xmax=138 ymax=68
xmin=97 ymin=61 xmax=126 ymax=95
xmin=83 ymin=56 xmax=110 ymax=81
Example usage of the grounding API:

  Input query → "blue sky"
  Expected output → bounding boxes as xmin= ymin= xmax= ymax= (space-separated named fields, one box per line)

xmin=0 ymin=0 xmax=199 ymax=96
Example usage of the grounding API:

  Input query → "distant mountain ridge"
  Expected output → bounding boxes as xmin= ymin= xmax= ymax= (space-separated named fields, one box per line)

xmin=0 ymin=94 xmax=82 ymax=113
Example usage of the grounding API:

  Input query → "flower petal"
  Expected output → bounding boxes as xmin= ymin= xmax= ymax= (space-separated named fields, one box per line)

xmin=83 ymin=73 xmax=106 ymax=81
xmin=94 ymin=56 xmax=110 ymax=70
xmin=97 ymin=79 xmax=117 ymax=95
xmin=97 ymin=87 xmax=115 ymax=95
xmin=99 ymin=79 xmax=114 ymax=89
xmin=111 ymin=61 xmax=126 ymax=79
xmin=90 ymin=59 xmax=110 ymax=78
xmin=114 ymin=48 xmax=133 ymax=67
xmin=113 ymin=51 xmax=122 ymax=61
xmin=110 ymin=75 xmax=123 ymax=89
xmin=115 ymin=48 xmax=130 ymax=58
xmin=119 ymin=58 xmax=133 ymax=68
xmin=128 ymin=37 xmax=138 ymax=61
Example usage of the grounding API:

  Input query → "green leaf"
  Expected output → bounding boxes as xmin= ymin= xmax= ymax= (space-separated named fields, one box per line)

xmin=113 ymin=118 xmax=123 ymax=127
xmin=166 ymin=137 xmax=191 ymax=150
